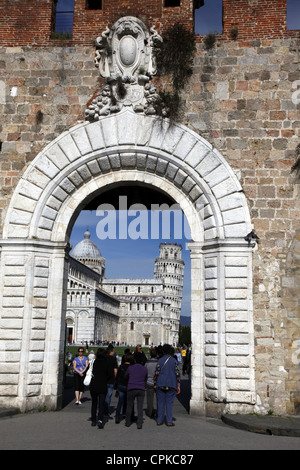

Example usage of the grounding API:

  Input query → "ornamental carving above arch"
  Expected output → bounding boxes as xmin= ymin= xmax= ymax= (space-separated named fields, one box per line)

xmin=86 ymin=16 xmax=164 ymax=119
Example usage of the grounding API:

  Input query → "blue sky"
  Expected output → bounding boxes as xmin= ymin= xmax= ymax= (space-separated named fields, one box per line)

xmin=70 ymin=210 xmax=192 ymax=318
xmin=195 ymin=0 xmax=223 ymax=35
xmin=56 ymin=0 xmax=74 ymax=10
xmin=55 ymin=0 xmax=75 ymax=34
xmin=286 ymin=0 xmax=300 ymax=30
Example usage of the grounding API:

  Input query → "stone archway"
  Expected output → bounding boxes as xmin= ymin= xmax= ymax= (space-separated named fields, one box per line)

xmin=0 ymin=109 xmax=256 ymax=415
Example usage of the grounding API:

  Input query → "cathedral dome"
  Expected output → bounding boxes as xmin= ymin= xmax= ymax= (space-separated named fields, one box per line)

xmin=72 ymin=229 xmax=102 ymax=259
xmin=71 ymin=230 xmax=105 ymax=275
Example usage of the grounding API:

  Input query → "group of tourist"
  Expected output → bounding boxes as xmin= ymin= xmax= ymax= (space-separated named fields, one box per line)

xmin=72 ymin=343 xmax=183 ymax=429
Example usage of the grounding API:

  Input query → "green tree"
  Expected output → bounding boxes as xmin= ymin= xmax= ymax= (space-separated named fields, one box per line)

xmin=179 ymin=325 xmax=191 ymax=346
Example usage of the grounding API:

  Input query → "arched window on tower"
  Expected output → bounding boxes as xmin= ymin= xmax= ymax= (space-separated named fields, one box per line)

xmin=130 ymin=321 xmax=134 ymax=330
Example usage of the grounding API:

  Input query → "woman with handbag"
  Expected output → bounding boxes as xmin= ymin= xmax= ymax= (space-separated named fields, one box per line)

xmin=73 ymin=347 xmax=89 ymax=405
xmin=154 ymin=344 xmax=180 ymax=427
xmin=89 ymin=348 xmax=110 ymax=428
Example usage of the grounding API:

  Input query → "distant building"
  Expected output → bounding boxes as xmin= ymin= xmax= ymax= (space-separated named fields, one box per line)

xmin=66 ymin=230 xmax=184 ymax=346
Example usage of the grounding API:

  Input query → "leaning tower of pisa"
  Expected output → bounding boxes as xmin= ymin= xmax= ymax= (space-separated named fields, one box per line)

xmin=154 ymin=243 xmax=185 ymax=323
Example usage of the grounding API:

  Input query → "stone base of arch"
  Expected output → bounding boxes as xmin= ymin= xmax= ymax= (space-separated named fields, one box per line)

xmin=0 ymin=111 xmax=256 ymax=415
xmin=0 ymin=238 xmax=68 ymax=413
xmin=188 ymin=240 xmax=256 ymax=417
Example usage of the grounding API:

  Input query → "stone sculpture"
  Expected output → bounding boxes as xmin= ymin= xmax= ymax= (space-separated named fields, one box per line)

xmin=85 ymin=17 xmax=165 ymax=121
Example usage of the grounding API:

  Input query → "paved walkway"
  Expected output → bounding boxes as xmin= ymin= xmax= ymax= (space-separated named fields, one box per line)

xmin=0 ymin=375 xmax=299 ymax=451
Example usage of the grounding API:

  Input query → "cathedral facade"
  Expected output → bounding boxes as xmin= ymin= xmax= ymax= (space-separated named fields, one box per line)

xmin=66 ymin=230 xmax=184 ymax=347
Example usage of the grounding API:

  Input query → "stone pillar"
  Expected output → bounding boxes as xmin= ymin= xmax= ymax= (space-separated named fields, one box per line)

xmin=188 ymin=240 xmax=256 ymax=417
xmin=188 ymin=242 xmax=206 ymax=416
xmin=0 ymin=239 xmax=68 ymax=412
xmin=203 ymin=240 xmax=256 ymax=415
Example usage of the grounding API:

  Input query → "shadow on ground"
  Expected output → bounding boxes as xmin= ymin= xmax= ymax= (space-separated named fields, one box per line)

xmin=62 ymin=375 xmax=77 ymax=408
xmin=176 ymin=375 xmax=191 ymax=413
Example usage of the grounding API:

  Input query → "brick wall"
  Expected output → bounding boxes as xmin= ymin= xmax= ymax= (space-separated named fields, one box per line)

xmin=183 ymin=37 xmax=300 ymax=414
xmin=0 ymin=0 xmax=194 ymax=47
xmin=0 ymin=0 xmax=299 ymax=47
xmin=196 ymin=0 xmax=300 ymax=44
xmin=223 ymin=0 xmax=288 ymax=40
xmin=0 ymin=0 xmax=53 ymax=46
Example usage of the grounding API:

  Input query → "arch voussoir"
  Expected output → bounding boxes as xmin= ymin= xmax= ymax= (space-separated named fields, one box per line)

xmin=5 ymin=110 xmax=251 ymax=243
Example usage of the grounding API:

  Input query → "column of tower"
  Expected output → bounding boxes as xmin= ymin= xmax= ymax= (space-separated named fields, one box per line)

xmin=154 ymin=243 xmax=184 ymax=321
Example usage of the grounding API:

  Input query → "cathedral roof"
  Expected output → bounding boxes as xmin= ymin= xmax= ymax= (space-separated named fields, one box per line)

xmin=102 ymin=279 xmax=163 ymax=284
xmin=71 ymin=229 xmax=103 ymax=261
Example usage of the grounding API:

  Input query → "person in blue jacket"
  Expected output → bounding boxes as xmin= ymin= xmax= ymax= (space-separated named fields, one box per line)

xmin=154 ymin=343 xmax=180 ymax=426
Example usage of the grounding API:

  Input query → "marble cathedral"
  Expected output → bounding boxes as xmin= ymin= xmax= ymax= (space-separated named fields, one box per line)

xmin=66 ymin=230 xmax=184 ymax=347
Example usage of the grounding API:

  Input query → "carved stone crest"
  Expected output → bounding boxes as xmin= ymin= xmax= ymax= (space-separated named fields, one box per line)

xmin=85 ymin=17 xmax=164 ymax=121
